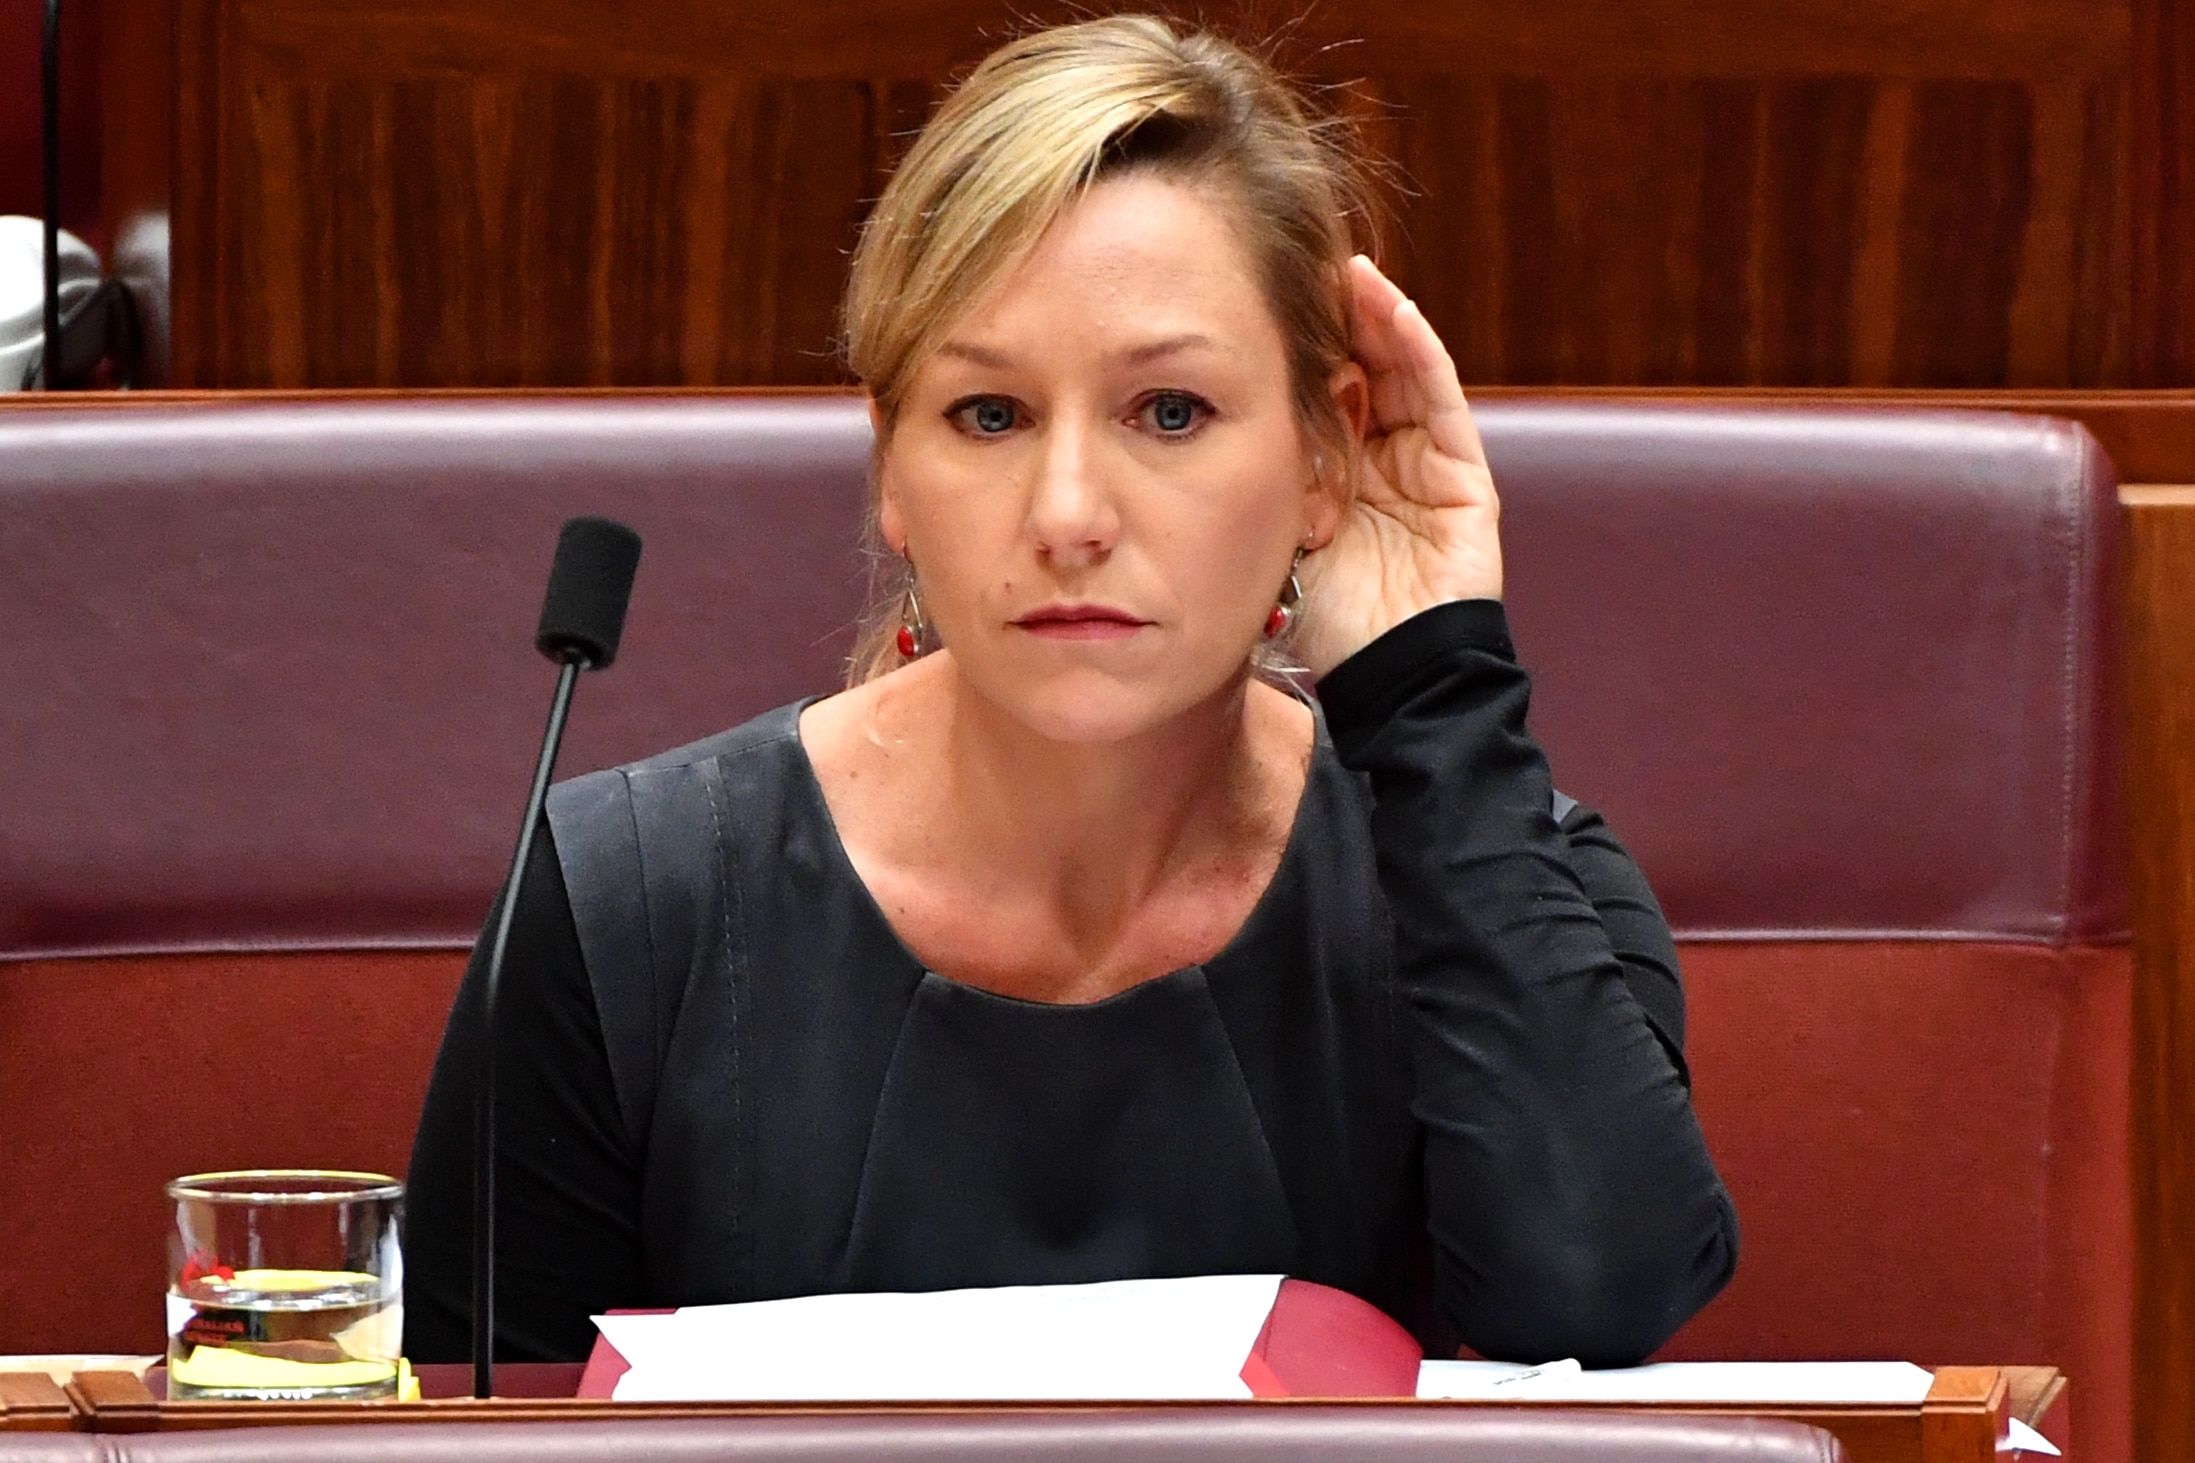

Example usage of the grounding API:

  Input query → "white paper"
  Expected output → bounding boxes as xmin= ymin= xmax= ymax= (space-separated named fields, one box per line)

xmin=2003 ymin=1419 xmax=2061 ymax=1456
xmin=597 ymin=1274 xmax=1284 ymax=1401
xmin=1416 ymin=1359 xmax=1936 ymax=1404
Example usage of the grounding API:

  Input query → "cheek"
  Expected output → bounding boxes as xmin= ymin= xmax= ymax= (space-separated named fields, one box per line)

xmin=882 ymin=442 xmax=995 ymax=558
xmin=1133 ymin=451 xmax=1311 ymax=645
xmin=1194 ymin=440 xmax=1314 ymax=574
xmin=881 ymin=449 xmax=1026 ymax=618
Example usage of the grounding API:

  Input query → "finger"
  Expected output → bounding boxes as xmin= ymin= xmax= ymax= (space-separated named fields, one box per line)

xmin=1347 ymin=256 xmax=1486 ymax=468
xmin=1349 ymin=253 xmax=1415 ymax=312
xmin=1389 ymin=296 xmax=1487 ymax=470
xmin=1348 ymin=258 xmax=1420 ymax=399
xmin=1346 ymin=255 xmax=1411 ymax=371
xmin=1346 ymin=258 xmax=1420 ymax=429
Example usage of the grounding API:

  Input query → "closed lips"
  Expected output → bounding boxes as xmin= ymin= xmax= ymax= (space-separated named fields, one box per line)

xmin=1013 ymin=605 xmax=1151 ymax=636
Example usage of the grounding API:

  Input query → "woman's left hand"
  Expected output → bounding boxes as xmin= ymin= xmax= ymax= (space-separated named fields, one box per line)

xmin=1294 ymin=255 xmax=1504 ymax=679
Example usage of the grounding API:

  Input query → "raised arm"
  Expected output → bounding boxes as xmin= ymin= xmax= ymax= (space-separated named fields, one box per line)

xmin=1321 ymin=600 xmax=1736 ymax=1364
xmin=1307 ymin=258 xmax=1736 ymax=1364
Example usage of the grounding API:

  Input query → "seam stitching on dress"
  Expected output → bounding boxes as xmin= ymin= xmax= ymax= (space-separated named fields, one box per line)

xmin=704 ymin=759 xmax=749 ymax=1294
xmin=621 ymin=767 xmax=661 ymax=1159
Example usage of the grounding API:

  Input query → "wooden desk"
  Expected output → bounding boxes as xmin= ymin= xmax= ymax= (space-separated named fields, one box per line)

xmin=0 ymin=1364 xmax=2058 ymax=1463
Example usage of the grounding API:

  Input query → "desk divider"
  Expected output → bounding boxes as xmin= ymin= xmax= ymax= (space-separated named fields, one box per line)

xmin=0 ymin=1374 xmax=75 ymax=1432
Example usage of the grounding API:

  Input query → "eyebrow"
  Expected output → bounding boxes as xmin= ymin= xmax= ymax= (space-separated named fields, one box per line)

xmin=935 ymin=340 xmax=1014 ymax=369
xmin=932 ymin=333 xmax=1218 ymax=370
xmin=1122 ymin=332 xmax=1216 ymax=365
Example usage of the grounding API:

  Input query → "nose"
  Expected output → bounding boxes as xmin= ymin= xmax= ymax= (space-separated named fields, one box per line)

xmin=1023 ymin=414 xmax=1119 ymax=568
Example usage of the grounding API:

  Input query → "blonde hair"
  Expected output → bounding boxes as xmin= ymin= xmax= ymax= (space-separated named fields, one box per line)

xmin=841 ymin=13 xmax=1377 ymax=684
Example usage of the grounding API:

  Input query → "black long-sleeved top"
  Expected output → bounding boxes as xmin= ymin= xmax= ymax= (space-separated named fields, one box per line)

xmin=404 ymin=600 xmax=1737 ymax=1366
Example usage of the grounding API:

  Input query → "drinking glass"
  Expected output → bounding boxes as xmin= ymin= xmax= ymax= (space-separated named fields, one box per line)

xmin=164 ymin=1170 xmax=404 ymax=1400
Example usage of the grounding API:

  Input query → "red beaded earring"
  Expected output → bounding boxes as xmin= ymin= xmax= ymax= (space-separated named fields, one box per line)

xmin=896 ymin=577 xmax=927 ymax=659
xmin=1263 ymin=551 xmax=1304 ymax=640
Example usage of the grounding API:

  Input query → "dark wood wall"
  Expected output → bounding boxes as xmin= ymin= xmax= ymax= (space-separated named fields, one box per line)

xmin=97 ymin=0 xmax=2195 ymax=391
xmin=2125 ymin=482 xmax=2195 ymax=1463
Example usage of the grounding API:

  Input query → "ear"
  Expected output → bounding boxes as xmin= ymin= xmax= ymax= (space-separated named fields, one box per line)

xmin=870 ymin=396 xmax=910 ymax=558
xmin=1304 ymin=362 xmax=1370 ymax=549
xmin=1329 ymin=359 xmax=1371 ymax=442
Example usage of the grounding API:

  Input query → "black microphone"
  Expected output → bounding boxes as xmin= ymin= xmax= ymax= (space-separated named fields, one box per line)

xmin=536 ymin=516 xmax=644 ymax=668
xmin=472 ymin=516 xmax=642 ymax=1399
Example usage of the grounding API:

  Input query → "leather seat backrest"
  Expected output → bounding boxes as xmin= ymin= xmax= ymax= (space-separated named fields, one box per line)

xmin=0 ymin=395 xmax=2122 ymax=957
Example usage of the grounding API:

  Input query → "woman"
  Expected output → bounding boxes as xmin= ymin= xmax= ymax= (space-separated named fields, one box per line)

xmin=405 ymin=14 xmax=1737 ymax=1368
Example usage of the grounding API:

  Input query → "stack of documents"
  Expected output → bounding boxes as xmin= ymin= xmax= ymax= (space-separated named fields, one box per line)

xmin=1416 ymin=1358 xmax=1936 ymax=1402
xmin=595 ymin=1274 xmax=1283 ymax=1401
xmin=1417 ymin=1359 xmax=2056 ymax=1455
xmin=588 ymin=1279 xmax=2058 ymax=1456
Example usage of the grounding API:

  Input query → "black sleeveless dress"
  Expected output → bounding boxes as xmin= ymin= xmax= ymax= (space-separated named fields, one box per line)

xmin=403 ymin=600 xmax=1738 ymax=1366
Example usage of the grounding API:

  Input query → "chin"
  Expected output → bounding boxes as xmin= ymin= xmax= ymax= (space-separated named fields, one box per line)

xmin=969 ymin=660 xmax=1246 ymax=747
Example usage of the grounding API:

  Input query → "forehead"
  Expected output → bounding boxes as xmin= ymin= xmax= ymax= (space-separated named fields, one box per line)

xmin=943 ymin=173 xmax=1285 ymax=362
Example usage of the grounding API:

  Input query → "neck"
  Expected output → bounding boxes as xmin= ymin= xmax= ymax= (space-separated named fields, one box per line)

xmin=801 ymin=650 xmax=1313 ymax=997
xmin=855 ymin=651 xmax=1296 ymax=947
xmin=941 ymin=661 xmax=1262 ymax=878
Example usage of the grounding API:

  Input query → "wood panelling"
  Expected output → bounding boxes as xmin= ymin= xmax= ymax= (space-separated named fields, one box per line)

xmin=2133 ymin=0 xmax=2195 ymax=379
xmin=225 ymin=0 xmax=2128 ymax=81
xmin=105 ymin=0 xmax=2165 ymax=390
xmin=163 ymin=65 xmax=2143 ymax=389
xmin=2125 ymin=491 xmax=2195 ymax=1463
xmin=210 ymin=78 xmax=885 ymax=386
xmin=1369 ymin=75 xmax=2130 ymax=387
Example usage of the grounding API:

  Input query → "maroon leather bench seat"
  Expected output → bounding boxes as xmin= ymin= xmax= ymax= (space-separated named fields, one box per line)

xmin=0 ymin=394 xmax=2123 ymax=1459
xmin=0 ymin=1411 xmax=1847 ymax=1462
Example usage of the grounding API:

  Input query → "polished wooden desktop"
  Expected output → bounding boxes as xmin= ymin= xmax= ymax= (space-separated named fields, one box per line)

xmin=0 ymin=1362 xmax=2065 ymax=1463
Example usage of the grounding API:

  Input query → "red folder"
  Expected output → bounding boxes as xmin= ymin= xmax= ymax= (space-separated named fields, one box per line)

xmin=576 ymin=1278 xmax=1422 ymax=1400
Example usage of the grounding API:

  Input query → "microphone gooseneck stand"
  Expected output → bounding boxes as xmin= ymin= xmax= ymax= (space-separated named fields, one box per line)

xmin=472 ymin=515 xmax=643 ymax=1399
xmin=471 ymin=655 xmax=581 ymax=1401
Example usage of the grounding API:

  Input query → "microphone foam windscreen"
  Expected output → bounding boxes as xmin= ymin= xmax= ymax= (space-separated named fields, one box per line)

xmin=535 ymin=516 xmax=643 ymax=668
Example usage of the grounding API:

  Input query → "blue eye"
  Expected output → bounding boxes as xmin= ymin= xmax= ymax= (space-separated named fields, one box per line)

xmin=952 ymin=397 xmax=1019 ymax=435
xmin=1143 ymin=392 xmax=1209 ymax=436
